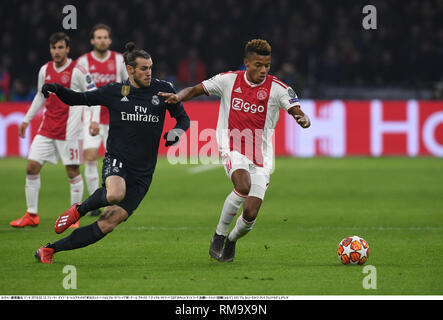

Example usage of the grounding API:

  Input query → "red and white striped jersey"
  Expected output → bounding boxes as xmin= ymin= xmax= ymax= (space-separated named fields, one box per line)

xmin=76 ymin=51 xmax=127 ymax=124
xmin=201 ymin=70 xmax=301 ymax=173
xmin=24 ymin=58 xmax=97 ymax=140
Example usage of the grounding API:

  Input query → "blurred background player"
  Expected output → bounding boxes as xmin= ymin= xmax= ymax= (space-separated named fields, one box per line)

xmin=159 ymin=39 xmax=310 ymax=262
xmin=76 ymin=24 xmax=128 ymax=216
xmin=10 ymin=32 xmax=98 ymax=229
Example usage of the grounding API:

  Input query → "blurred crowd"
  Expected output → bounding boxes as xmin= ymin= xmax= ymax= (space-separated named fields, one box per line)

xmin=1 ymin=0 xmax=442 ymax=101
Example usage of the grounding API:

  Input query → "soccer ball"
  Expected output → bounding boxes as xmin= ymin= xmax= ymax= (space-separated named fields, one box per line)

xmin=337 ymin=235 xmax=369 ymax=265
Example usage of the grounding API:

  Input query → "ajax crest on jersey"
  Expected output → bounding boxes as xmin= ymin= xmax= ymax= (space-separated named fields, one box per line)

xmin=256 ymin=89 xmax=268 ymax=100
xmin=61 ymin=73 xmax=70 ymax=84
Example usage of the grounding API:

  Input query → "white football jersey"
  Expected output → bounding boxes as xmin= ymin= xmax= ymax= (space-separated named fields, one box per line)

xmin=24 ymin=58 xmax=97 ymax=140
xmin=201 ymin=70 xmax=301 ymax=173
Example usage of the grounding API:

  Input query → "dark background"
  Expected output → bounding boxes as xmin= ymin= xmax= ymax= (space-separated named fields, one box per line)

xmin=1 ymin=0 xmax=442 ymax=101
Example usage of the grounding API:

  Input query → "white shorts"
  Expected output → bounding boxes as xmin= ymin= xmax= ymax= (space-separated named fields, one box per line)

xmin=221 ymin=151 xmax=270 ymax=200
xmin=28 ymin=134 xmax=81 ymax=166
xmin=83 ymin=110 xmax=109 ymax=150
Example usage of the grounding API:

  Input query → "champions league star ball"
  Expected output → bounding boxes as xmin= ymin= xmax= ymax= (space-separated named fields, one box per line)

xmin=337 ymin=235 xmax=369 ymax=265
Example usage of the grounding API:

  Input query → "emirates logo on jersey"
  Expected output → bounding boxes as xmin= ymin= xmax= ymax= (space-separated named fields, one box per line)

xmin=256 ymin=89 xmax=268 ymax=101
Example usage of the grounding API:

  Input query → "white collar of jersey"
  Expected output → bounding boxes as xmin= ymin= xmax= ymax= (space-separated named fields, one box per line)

xmin=53 ymin=58 xmax=72 ymax=73
xmin=91 ymin=50 xmax=111 ymax=62
xmin=243 ymin=71 xmax=266 ymax=87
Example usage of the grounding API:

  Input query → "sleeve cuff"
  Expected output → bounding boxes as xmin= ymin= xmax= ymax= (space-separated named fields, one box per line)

xmin=201 ymin=82 xmax=210 ymax=96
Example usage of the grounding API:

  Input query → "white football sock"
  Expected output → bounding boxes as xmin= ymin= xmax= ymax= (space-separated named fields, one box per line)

xmin=228 ymin=214 xmax=256 ymax=242
xmin=69 ymin=174 xmax=84 ymax=205
xmin=215 ymin=189 xmax=247 ymax=236
xmin=84 ymin=161 xmax=99 ymax=195
xmin=25 ymin=174 xmax=40 ymax=214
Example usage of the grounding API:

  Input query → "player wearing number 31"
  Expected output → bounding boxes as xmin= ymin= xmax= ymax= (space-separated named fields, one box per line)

xmin=10 ymin=32 xmax=99 ymax=229
xmin=159 ymin=39 xmax=310 ymax=262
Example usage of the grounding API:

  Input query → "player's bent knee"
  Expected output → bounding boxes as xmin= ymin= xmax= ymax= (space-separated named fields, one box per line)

xmin=84 ymin=149 xmax=98 ymax=161
xmin=242 ymin=207 xmax=259 ymax=221
xmin=26 ymin=160 xmax=41 ymax=175
xmin=233 ymin=180 xmax=251 ymax=196
xmin=105 ymin=176 xmax=126 ymax=204
xmin=65 ymin=165 xmax=81 ymax=178
xmin=106 ymin=190 xmax=125 ymax=204
xmin=242 ymin=196 xmax=263 ymax=221
xmin=231 ymin=169 xmax=251 ymax=196
xmin=235 ymin=185 xmax=250 ymax=197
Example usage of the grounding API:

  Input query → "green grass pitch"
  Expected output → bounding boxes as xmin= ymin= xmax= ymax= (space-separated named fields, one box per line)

xmin=0 ymin=157 xmax=442 ymax=295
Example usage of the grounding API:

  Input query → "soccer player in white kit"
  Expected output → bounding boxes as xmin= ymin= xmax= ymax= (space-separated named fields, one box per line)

xmin=159 ymin=39 xmax=310 ymax=262
xmin=10 ymin=32 xmax=98 ymax=229
xmin=76 ymin=24 xmax=128 ymax=216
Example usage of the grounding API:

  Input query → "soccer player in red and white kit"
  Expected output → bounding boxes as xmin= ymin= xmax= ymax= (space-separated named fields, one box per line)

xmin=10 ymin=32 xmax=98 ymax=228
xmin=76 ymin=24 xmax=128 ymax=216
xmin=159 ymin=39 xmax=310 ymax=262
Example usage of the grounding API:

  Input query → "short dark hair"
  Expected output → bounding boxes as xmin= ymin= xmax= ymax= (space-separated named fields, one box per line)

xmin=123 ymin=42 xmax=151 ymax=68
xmin=245 ymin=39 xmax=271 ymax=57
xmin=90 ymin=23 xmax=112 ymax=39
xmin=49 ymin=32 xmax=70 ymax=47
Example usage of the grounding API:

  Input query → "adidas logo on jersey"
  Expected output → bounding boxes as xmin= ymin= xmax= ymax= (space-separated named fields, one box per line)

xmin=45 ymin=75 xmax=51 ymax=81
xmin=234 ymin=87 xmax=242 ymax=93
xmin=121 ymin=96 xmax=129 ymax=102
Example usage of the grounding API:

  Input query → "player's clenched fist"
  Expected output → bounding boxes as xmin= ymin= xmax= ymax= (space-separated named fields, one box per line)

xmin=294 ymin=114 xmax=311 ymax=128
xmin=41 ymin=83 xmax=63 ymax=98
xmin=18 ymin=122 xmax=28 ymax=138
xmin=89 ymin=121 xmax=100 ymax=136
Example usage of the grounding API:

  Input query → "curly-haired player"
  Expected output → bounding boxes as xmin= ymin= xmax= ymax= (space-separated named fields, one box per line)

xmin=159 ymin=39 xmax=310 ymax=262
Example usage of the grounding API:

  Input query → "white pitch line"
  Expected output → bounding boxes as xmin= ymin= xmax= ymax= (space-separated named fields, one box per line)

xmin=187 ymin=164 xmax=222 ymax=174
xmin=0 ymin=225 xmax=441 ymax=232
xmin=118 ymin=226 xmax=211 ymax=231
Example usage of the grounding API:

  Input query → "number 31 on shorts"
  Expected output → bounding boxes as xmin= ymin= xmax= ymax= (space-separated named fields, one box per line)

xmin=69 ymin=148 xmax=79 ymax=160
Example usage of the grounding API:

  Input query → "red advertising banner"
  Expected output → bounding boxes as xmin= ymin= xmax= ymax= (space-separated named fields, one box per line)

xmin=284 ymin=100 xmax=443 ymax=157
xmin=1 ymin=100 xmax=442 ymax=158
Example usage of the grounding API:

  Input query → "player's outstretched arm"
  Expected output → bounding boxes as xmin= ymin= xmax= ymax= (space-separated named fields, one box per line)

xmin=288 ymin=106 xmax=311 ymax=128
xmin=158 ymin=83 xmax=206 ymax=104
xmin=41 ymin=83 xmax=103 ymax=107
